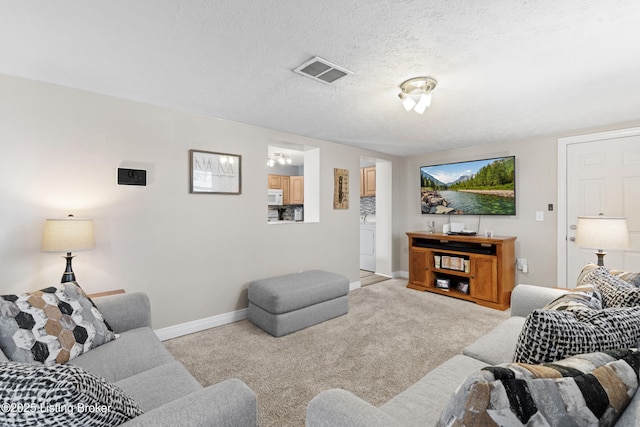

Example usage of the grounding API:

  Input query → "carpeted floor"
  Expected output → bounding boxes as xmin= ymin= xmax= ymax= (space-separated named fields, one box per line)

xmin=164 ymin=279 xmax=510 ymax=427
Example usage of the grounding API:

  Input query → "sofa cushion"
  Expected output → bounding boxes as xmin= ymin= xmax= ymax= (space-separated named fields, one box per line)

xmin=69 ymin=327 xmax=175 ymax=383
xmin=248 ymin=270 xmax=348 ymax=314
xmin=542 ymin=283 xmax=602 ymax=312
xmin=115 ymin=362 xmax=202 ymax=411
xmin=578 ymin=264 xmax=640 ymax=308
xmin=0 ymin=282 xmax=117 ymax=365
xmin=513 ymin=307 xmax=640 ymax=364
xmin=0 ymin=360 xmax=143 ymax=426
xmin=463 ymin=316 xmax=525 ymax=365
xmin=438 ymin=348 xmax=640 ymax=427
xmin=380 ymin=354 xmax=487 ymax=427
xmin=609 ymin=269 xmax=640 ymax=288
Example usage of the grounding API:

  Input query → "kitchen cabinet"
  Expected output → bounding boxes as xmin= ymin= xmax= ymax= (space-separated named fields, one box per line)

xmin=268 ymin=174 xmax=282 ymax=189
xmin=282 ymin=176 xmax=290 ymax=204
xmin=289 ymin=176 xmax=304 ymax=204
xmin=360 ymin=167 xmax=376 ymax=196
xmin=268 ymin=174 xmax=303 ymax=204
xmin=406 ymin=231 xmax=515 ymax=310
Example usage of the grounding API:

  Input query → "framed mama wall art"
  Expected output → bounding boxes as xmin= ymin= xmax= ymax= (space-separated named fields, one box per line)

xmin=189 ymin=149 xmax=241 ymax=194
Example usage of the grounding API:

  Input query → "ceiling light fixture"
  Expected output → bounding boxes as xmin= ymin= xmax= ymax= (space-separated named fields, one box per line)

xmin=398 ymin=77 xmax=437 ymax=114
xmin=267 ymin=152 xmax=292 ymax=167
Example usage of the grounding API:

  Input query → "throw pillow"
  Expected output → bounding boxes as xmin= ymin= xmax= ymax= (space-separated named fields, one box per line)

xmin=513 ymin=307 xmax=640 ymax=365
xmin=609 ymin=269 xmax=640 ymax=288
xmin=576 ymin=263 xmax=600 ymax=286
xmin=578 ymin=265 xmax=640 ymax=308
xmin=0 ymin=361 xmax=143 ymax=426
xmin=542 ymin=283 xmax=602 ymax=312
xmin=438 ymin=348 xmax=640 ymax=427
xmin=0 ymin=282 xmax=117 ymax=365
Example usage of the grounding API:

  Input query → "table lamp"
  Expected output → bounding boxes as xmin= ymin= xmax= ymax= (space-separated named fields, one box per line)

xmin=42 ymin=214 xmax=95 ymax=283
xmin=575 ymin=215 xmax=629 ymax=267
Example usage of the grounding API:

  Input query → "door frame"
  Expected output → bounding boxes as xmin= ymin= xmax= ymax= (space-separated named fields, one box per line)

xmin=557 ymin=126 xmax=640 ymax=287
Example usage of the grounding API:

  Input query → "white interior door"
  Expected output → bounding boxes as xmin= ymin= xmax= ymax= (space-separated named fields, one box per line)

xmin=558 ymin=129 xmax=640 ymax=287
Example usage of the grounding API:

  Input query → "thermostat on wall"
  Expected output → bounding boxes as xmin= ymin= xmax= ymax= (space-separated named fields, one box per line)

xmin=117 ymin=168 xmax=147 ymax=186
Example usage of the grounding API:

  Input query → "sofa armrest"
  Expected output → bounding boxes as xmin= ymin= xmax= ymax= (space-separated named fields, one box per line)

xmin=120 ymin=378 xmax=257 ymax=427
xmin=92 ymin=292 xmax=151 ymax=333
xmin=614 ymin=388 xmax=640 ymax=426
xmin=510 ymin=284 xmax=569 ymax=317
xmin=306 ymin=389 xmax=401 ymax=427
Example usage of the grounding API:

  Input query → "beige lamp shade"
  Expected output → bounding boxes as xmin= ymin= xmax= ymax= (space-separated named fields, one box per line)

xmin=42 ymin=217 xmax=95 ymax=253
xmin=575 ymin=216 xmax=630 ymax=250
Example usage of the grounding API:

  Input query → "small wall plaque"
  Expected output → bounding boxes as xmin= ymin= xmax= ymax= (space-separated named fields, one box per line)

xmin=118 ymin=168 xmax=147 ymax=186
xmin=333 ymin=168 xmax=349 ymax=209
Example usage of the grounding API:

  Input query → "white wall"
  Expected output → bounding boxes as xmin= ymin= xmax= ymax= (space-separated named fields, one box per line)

xmin=0 ymin=75 xmax=398 ymax=329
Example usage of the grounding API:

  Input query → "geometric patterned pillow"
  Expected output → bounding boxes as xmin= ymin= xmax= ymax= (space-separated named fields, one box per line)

xmin=543 ymin=283 xmax=603 ymax=312
xmin=513 ymin=307 xmax=640 ymax=364
xmin=578 ymin=265 xmax=640 ymax=308
xmin=0 ymin=282 xmax=118 ymax=365
xmin=438 ymin=348 xmax=640 ymax=427
xmin=0 ymin=361 xmax=143 ymax=426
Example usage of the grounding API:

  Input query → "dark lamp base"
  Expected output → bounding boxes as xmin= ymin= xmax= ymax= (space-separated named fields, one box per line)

xmin=61 ymin=253 xmax=77 ymax=283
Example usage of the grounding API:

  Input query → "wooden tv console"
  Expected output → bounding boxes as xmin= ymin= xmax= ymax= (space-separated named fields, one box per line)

xmin=406 ymin=231 xmax=516 ymax=310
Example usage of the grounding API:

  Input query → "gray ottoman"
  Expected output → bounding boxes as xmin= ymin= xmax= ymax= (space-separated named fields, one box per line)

xmin=248 ymin=270 xmax=349 ymax=337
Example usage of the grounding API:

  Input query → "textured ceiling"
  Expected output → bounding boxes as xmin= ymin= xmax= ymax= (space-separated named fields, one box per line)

xmin=2 ymin=1 xmax=640 ymax=156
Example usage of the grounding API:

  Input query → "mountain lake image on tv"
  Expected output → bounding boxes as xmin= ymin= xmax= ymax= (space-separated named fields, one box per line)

xmin=420 ymin=156 xmax=516 ymax=215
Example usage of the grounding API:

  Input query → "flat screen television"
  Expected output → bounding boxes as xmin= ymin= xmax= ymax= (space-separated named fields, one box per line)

xmin=420 ymin=156 xmax=516 ymax=215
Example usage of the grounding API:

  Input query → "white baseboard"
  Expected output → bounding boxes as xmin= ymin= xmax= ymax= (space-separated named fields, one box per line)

xmin=350 ymin=280 xmax=361 ymax=291
xmin=154 ymin=308 xmax=248 ymax=341
xmin=393 ymin=270 xmax=408 ymax=279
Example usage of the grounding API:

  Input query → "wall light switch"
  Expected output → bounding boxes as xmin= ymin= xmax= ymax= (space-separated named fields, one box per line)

xmin=536 ymin=211 xmax=544 ymax=221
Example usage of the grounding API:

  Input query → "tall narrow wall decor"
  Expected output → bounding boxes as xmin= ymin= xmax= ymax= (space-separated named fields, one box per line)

xmin=333 ymin=168 xmax=349 ymax=209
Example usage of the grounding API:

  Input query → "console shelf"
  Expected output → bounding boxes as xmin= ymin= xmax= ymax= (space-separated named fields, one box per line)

xmin=406 ymin=231 xmax=516 ymax=310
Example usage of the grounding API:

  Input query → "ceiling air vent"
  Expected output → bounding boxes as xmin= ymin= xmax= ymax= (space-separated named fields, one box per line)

xmin=293 ymin=56 xmax=353 ymax=85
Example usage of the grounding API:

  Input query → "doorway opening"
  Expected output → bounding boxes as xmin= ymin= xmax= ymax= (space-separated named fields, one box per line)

xmin=359 ymin=156 xmax=392 ymax=279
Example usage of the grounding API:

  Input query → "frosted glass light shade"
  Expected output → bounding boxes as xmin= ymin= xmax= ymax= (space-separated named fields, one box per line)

xmin=413 ymin=93 xmax=432 ymax=114
xmin=42 ymin=218 xmax=95 ymax=252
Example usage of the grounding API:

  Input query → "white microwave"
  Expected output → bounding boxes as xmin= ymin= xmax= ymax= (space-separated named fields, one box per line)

xmin=267 ymin=189 xmax=283 ymax=206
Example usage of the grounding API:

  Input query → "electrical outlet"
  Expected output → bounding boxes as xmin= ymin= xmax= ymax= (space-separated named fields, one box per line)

xmin=516 ymin=258 xmax=528 ymax=273
xmin=536 ymin=211 xmax=544 ymax=221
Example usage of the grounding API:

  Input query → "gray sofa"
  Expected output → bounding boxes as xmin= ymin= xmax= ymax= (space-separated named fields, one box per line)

xmin=0 ymin=291 xmax=258 ymax=426
xmin=306 ymin=284 xmax=640 ymax=426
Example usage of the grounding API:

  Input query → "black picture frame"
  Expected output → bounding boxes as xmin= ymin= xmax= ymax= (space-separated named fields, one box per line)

xmin=436 ymin=278 xmax=450 ymax=289
xmin=456 ymin=281 xmax=469 ymax=294
xmin=189 ymin=149 xmax=241 ymax=194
